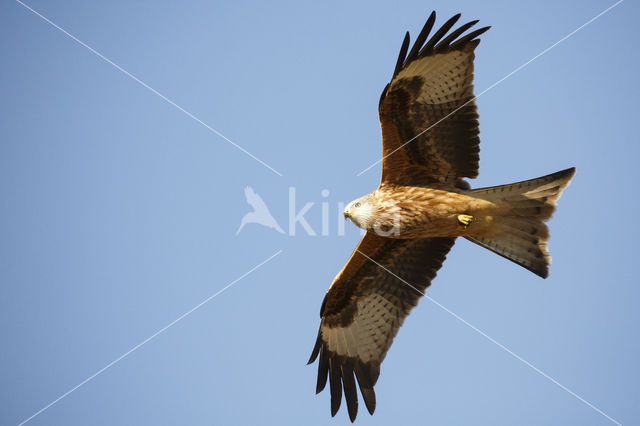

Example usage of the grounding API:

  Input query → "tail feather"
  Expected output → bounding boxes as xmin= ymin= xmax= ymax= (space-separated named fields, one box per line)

xmin=466 ymin=167 xmax=575 ymax=278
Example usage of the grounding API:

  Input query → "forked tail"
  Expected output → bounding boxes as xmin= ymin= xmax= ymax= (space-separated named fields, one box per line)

xmin=466 ymin=167 xmax=576 ymax=278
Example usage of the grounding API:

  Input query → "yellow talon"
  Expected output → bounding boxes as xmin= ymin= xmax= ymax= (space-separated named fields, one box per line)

xmin=457 ymin=214 xmax=474 ymax=230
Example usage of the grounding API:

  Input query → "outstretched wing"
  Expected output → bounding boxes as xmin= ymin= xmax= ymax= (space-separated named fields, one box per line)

xmin=308 ymin=232 xmax=455 ymax=421
xmin=378 ymin=12 xmax=489 ymax=185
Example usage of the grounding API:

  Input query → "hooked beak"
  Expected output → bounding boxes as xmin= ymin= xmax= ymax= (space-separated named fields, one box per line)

xmin=343 ymin=209 xmax=351 ymax=219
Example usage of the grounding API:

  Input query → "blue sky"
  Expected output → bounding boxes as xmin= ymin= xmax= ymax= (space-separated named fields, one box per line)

xmin=1 ymin=1 xmax=638 ymax=425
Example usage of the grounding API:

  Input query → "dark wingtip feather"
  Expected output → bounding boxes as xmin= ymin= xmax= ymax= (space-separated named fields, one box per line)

xmin=420 ymin=13 xmax=462 ymax=55
xmin=392 ymin=32 xmax=411 ymax=78
xmin=378 ymin=83 xmax=390 ymax=110
xmin=307 ymin=333 xmax=321 ymax=365
xmin=360 ymin=389 xmax=376 ymax=415
xmin=315 ymin=346 xmax=329 ymax=394
xmin=354 ymin=361 xmax=377 ymax=415
xmin=449 ymin=25 xmax=491 ymax=50
xmin=434 ymin=20 xmax=478 ymax=52
xmin=405 ymin=11 xmax=436 ymax=64
xmin=341 ymin=362 xmax=359 ymax=422
xmin=329 ymin=358 xmax=342 ymax=416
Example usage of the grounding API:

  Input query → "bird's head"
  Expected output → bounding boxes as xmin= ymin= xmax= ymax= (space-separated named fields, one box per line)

xmin=344 ymin=194 xmax=377 ymax=230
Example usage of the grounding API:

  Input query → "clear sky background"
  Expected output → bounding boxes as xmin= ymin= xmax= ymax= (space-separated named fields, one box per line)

xmin=1 ymin=1 xmax=638 ymax=425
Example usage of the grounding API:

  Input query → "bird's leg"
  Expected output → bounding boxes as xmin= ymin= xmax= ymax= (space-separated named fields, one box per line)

xmin=457 ymin=214 xmax=474 ymax=230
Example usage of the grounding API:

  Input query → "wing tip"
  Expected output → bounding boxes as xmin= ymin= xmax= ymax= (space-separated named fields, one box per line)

xmin=382 ymin=13 xmax=490 ymax=106
xmin=329 ymin=357 xmax=343 ymax=416
xmin=310 ymin=332 xmax=382 ymax=421
xmin=341 ymin=361 xmax=359 ymax=422
xmin=360 ymin=388 xmax=376 ymax=415
xmin=392 ymin=13 xmax=490 ymax=76
xmin=392 ymin=31 xmax=411 ymax=78
xmin=307 ymin=332 xmax=321 ymax=365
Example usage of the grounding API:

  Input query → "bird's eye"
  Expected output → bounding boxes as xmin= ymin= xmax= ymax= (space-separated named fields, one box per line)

xmin=354 ymin=202 xmax=361 ymax=208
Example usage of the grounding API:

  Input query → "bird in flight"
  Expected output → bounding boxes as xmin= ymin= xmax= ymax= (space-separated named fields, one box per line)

xmin=308 ymin=11 xmax=575 ymax=422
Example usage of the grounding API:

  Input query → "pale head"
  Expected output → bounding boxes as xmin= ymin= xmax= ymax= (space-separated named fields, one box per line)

xmin=343 ymin=193 xmax=377 ymax=230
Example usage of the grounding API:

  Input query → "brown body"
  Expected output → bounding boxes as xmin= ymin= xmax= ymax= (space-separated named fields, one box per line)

xmin=369 ymin=184 xmax=494 ymax=238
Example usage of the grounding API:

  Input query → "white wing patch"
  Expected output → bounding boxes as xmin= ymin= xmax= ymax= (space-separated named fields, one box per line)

xmin=321 ymin=293 xmax=406 ymax=364
xmin=393 ymin=51 xmax=473 ymax=104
